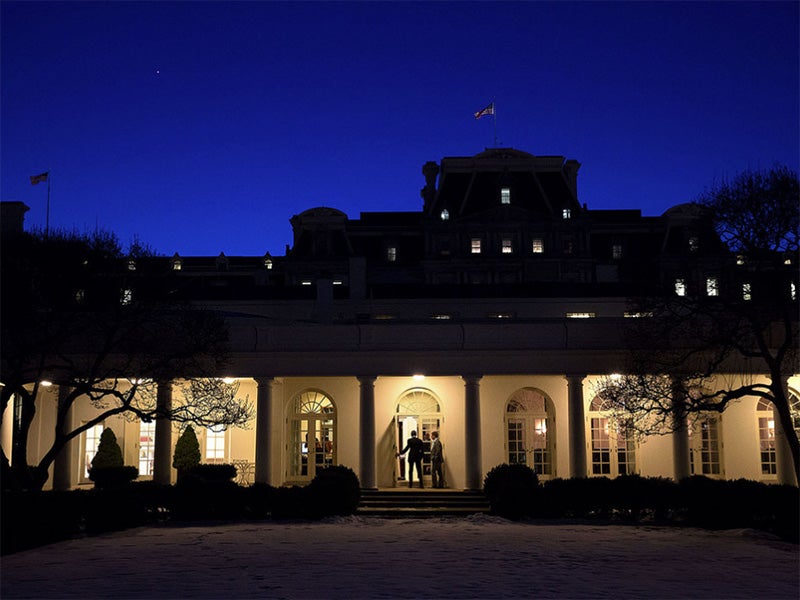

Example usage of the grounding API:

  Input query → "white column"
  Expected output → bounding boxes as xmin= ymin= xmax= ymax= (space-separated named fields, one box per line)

xmin=672 ymin=397 xmax=691 ymax=481
xmin=52 ymin=385 xmax=74 ymax=490
xmin=153 ymin=381 xmax=173 ymax=485
xmin=566 ymin=374 xmax=587 ymax=479
xmin=254 ymin=377 xmax=274 ymax=485
xmin=1 ymin=396 xmax=14 ymax=466
xmin=358 ymin=376 xmax=377 ymax=490
xmin=463 ymin=375 xmax=483 ymax=490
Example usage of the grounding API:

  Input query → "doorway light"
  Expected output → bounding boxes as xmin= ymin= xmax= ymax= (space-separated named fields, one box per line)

xmin=412 ymin=374 xmax=425 ymax=381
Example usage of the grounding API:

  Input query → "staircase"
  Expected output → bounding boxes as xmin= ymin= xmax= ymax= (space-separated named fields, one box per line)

xmin=358 ymin=488 xmax=490 ymax=517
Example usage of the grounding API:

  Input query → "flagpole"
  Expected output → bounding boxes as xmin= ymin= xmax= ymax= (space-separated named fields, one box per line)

xmin=46 ymin=171 xmax=51 ymax=237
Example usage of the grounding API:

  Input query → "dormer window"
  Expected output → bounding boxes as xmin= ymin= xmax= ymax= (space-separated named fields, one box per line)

xmin=440 ymin=209 xmax=450 ymax=221
xmin=706 ymin=277 xmax=719 ymax=297
xmin=471 ymin=238 xmax=482 ymax=254
xmin=263 ymin=254 xmax=273 ymax=269
xmin=171 ymin=254 xmax=182 ymax=271
xmin=216 ymin=253 xmax=228 ymax=271
xmin=501 ymin=238 xmax=513 ymax=254
xmin=532 ymin=238 xmax=544 ymax=254
xmin=500 ymin=188 xmax=511 ymax=205
xmin=121 ymin=288 xmax=133 ymax=305
xmin=74 ymin=289 xmax=86 ymax=305
xmin=562 ymin=208 xmax=572 ymax=219
xmin=742 ymin=282 xmax=752 ymax=301
xmin=127 ymin=258 xmax=136 ymax=271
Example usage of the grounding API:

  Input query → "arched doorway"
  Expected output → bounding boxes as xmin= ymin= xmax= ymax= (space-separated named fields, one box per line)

xmin=505 ymin=388 xmax=555 ymax=478
xmin=395 ymin=388 xmax=442 ymax=487
xmin=287 ymin=389 xmax=336 ymax=482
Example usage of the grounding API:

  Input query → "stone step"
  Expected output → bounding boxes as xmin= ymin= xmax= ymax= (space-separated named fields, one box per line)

xmin=358 ymin=489 xmax=490 ymax=517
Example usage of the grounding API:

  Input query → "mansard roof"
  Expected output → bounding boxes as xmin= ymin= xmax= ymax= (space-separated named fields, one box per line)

xmin=423 ymin=147 xmax=582 ymax=220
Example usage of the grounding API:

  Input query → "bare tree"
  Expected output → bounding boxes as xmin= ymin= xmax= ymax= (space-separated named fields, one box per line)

xmin=596 ymin=165 xmax=799 ymax=484
xmin=1 ymin=229 xmax=252 ymax=490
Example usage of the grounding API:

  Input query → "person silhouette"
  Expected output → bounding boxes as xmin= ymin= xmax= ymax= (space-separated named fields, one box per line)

xmin=430 ymin=430 xmax=444 ymax=488
xmin=397 ymin=430 xmax=425 ymax=488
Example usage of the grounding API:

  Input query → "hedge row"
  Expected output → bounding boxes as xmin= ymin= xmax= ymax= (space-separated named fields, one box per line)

xmin=1 ymin=465 xmax=360 ymax=555
xmin=484 ymin=465 xmax=799 ymax=542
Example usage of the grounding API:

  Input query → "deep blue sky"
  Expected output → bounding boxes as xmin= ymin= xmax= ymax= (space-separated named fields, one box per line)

xmin=2 ymin=1 xmax=798 ymax=257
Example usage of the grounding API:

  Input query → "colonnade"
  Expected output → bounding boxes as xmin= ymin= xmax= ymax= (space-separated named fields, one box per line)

xmin=38 ymin=374 xmax=798 ymax=490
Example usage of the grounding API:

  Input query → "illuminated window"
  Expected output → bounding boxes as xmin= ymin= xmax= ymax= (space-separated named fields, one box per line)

xmin=566 ymin=312 xmax=595 ymax=318
xmin=127 ymin=259 xmax=136 ymax=271
xmin=471 ymin=238 xmax=482 ymax=254
xmin=205 ymin=426 xmax=226 ymax=463
xmin=82 ymin=424 xmax=105 ymax=480
xmin=562 ymin=208 xmax=571 ymax=219
xmin=675 ymin=278 xmax=686 ymax=297
xmin=431 ymin=314 xmax=451 ymax=320
xmin=742 ymin=282 xmax=752 ymax=301
xmin=791 ymin=282 xmax=796 ymax=301
xmin=688 ymin=237 xmax=699 ymax=253
xmin=706 ymin=277 xmax=719 ymax=297
xmin=689 ymin=417 xmax=722 ymax=477
xmin=139 ymin=421 xmax=155 ymax=476
xmin=624 ymin=311 xmax=653 ymax=318
xmin=387 ymin=246 xmax=397 ymax=262
xmin=501 ymin=238 xmax=513 ymax=254
xmin=301 ymin=280 xmax=312 ymax=286
xmin=288 ymin=390 xmax=336 ymax=480
xmin=612 ymin=244 xmax=623 ymax=259
xmin=500 ymin=188 xmax=511 ymax=204
xmin=532 ymin=238 xmax=544 ymax=254
xmin=263 ymin=255 xmax=273 ymax=269
xmin=171 ymin=254 xmax=183 ymax=271
xmin=736 ymin=254 xmax=745 ymax=266
xmin=588 ymin=396 xmax=636 ymax=477
xmin=74 ymin=289 xmax=86 ymax=304
xmin=756 ymin=400 xmax=776 ymax=477
xmin=440 ymin=209 xmax=449 ymax=221
xmin=121 ymin=288 xmax=133 ymax=305
xmin=505 ymin=389 xmax=553 ymax=477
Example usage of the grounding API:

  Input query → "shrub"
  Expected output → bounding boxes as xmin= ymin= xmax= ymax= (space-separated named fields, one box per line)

xmin=88 ymin=466 xmax=139 ymax=489
xmin=91 ymin=428 xmax=123 ymax=469
xmin=483 ymin=463 xmax=539 ymax=520
xmin=188 ymin=463 xmax=238 ymax=483
xmin=308 ymin=465 xmax=361 ymax=517
xmin=172 ymin=426 xmax=201 ymax=478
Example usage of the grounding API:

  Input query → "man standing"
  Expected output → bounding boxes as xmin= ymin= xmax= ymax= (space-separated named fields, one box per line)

xmin=430 ymin=431 xmax=444 ymax=488
xmin=397 ymin=430 xmax=425 ymax=488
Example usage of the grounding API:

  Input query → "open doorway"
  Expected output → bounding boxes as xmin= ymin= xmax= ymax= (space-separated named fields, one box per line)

xmin=395 ymin=389 xmax=442 ymax=488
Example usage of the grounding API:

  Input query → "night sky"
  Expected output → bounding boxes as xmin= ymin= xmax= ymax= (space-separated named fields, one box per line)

xmin=2 ymin=1 xmax=798 ymax=257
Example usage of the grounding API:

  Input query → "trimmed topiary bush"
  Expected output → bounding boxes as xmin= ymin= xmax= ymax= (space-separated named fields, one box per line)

xmin=89 ymin=429 xmax=138 ymax=489
xmin=172 ymin=425 xmax=201 ymax=479
xmin=483 ymin=463 xmax=539 ymax=520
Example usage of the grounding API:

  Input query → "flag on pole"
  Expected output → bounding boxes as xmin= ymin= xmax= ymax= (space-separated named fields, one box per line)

xmin=474 ymin=103 xmax=495 ymax=119
xmin=30 ymin=172 xmax=49 ymax=185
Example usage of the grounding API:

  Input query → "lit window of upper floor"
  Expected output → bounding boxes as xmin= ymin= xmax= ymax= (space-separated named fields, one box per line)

xmin=501 ymin=238 xmax=513 ymax=254
xmin=688 ymin=237 xmax=699 ymax=253
xmin=387 ymin=246 xmax=397 ymax=262
xmin=431 ymin=314 xmax=451 ymax=320
xmin=263 ymin=254 xmax=273 ymax=269
xmin=736 ymin=254 xmax=745 ymax=266
xmin=74 ymin=289 xmax=86 ymax=305
xmin=121 ymin=288 xmax=133 ymax=305
xmin=612 ymin=244 xmax=623 ymax=259
xmin=791 ymin=282 xmax=797 ymax=301
xmin=471 ymin=238 xmax=482 ymax=254
xmin=440 ymin=209 xmax=450 ymax=221
xmin=500 ymin=188 xmax=511 ymax=205
xmin=171 ymin=253 xmax=182 ymax=271
xmin=706 ymin=277 xmax=719 ymax=297
xmin=127 ymin=258 xmax=136 ymax=271
xmin=742 ymin=282 xmax=752 ymax=301
xmin=566 ymin=312 xmax=595 ymax=318
xmin=675 ymin=278 xmax=687 ymax=297
xmin=562 ymin=208 xmax=572 ymax=219
xmin=532 ymin=238 xmax=544 ymax=254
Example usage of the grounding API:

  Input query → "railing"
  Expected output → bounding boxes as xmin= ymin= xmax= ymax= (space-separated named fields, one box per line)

xmin=232 ymin=459 xmax=255 ymax=486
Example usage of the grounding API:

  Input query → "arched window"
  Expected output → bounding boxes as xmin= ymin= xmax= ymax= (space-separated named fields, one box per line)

xmin=756 ymin=399 xmax=776 ymax=476
xmin=587 ymin=396 xmax=636 ymax=477
xmin=505 ymin=388 xmax=554 ymax=477
xmin=287 ymin=390 xmax=336 ymax=481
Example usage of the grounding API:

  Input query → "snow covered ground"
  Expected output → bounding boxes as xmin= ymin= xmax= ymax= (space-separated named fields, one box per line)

xmin=1 ymin=515 xmax=798 ymax=599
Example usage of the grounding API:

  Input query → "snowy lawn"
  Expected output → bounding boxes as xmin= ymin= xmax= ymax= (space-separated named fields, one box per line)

xmin=1 ymin=515 xmax=797 ymax=599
